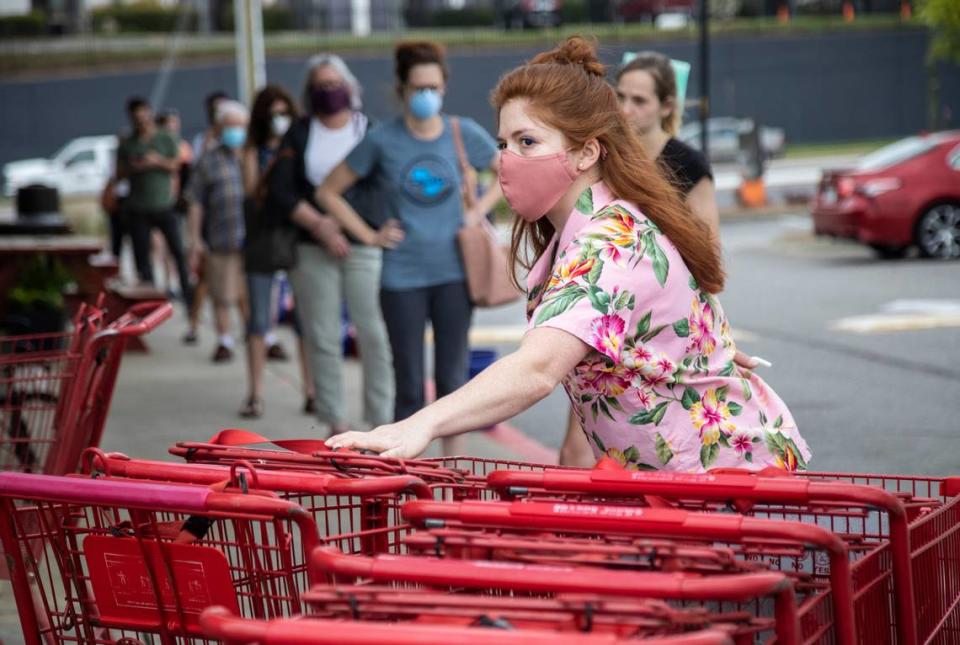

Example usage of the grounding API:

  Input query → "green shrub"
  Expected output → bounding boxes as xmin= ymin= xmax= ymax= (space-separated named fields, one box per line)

xmin=219 ymin=6 xmax=295 ymax=32
xmin=91 ymin=1 xmax=196 ymax=33
xmin=432 ymin=8 xmax=497 ymax=27
xmin=0 ymin=11 xmax=47 ymax=38
xmin=562 ymin=0 xmax=589 ymax=23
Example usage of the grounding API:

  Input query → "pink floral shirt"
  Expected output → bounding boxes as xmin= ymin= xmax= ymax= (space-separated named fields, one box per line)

xmin=526 ymin=182 xmax=811 ymax=472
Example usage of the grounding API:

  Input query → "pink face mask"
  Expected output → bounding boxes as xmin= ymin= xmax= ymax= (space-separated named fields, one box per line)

xmin=499 ymin=149 xmax=579 ymax=223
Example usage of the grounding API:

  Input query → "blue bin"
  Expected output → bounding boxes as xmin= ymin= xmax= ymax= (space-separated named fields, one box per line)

xmin=468 ymin=348 xmax=497 ymax=380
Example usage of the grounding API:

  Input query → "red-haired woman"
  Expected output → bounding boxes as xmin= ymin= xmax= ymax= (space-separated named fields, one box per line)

xmin=329 ymin=38 xmax=810 ymax=473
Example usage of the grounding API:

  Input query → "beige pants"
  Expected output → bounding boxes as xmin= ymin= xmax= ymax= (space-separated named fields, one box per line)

xmin=289 ymin=243 xmax=394 ymax=427
xmin=205 ymin=252 xmax=243 ymax=306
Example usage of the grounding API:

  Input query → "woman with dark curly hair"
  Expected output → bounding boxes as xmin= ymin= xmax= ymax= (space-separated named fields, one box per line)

xmin=239 ymin=84 xmax=314 ymax=419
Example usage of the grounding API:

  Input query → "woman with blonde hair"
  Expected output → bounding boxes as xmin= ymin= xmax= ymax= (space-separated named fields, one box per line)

xmin=329 ymin=37 xmax=810 ymax=473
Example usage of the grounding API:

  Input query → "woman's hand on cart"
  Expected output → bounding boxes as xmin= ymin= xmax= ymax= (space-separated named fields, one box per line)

xmin=327 ymin=420 xmax=433 ymax=459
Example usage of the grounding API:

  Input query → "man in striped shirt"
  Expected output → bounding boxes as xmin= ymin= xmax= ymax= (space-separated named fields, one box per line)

xmin=186 ymin=100 xmax=249 ymax=363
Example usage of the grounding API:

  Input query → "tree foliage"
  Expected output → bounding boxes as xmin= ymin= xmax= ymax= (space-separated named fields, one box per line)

xmin=920 ymin=0 xmax=960 ymax=63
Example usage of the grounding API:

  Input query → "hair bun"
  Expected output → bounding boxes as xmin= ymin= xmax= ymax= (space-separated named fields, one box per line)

xmin=531 ymin=36 xmax=606 ymax=78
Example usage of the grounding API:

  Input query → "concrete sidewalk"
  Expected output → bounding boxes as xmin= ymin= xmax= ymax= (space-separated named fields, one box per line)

xmin=96 ymin=306 xmax=536 ymax=463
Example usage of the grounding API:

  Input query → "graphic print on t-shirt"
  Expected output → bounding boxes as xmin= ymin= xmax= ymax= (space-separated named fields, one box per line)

xmin=400 ymin=154 xmax=456 ymax=206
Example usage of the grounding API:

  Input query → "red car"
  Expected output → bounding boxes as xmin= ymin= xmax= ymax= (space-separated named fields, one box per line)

xmin=811 ymin=131 xmax=960 ymax=260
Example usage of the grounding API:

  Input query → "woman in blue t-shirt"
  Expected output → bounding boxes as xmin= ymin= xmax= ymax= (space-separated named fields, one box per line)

xmin=316 ymin=41 xmax=501 ymax=455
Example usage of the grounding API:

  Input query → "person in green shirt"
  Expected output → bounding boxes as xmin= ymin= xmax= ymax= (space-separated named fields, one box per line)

xmin=117 ymin=96 xmax=193 ymax=307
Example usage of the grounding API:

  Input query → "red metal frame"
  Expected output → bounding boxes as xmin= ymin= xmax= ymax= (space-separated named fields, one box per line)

xmin=309 ymin=547 xmax=800 ymax=644
xmin=401 ymin=499 xmax=854 ymax=645
xmin=0 ymin=471 xmax=319 ymax=645
xmin=0 ymin=300 xmax=105 ymax=473
xmin=82 ymin=450 xmax=432 ymax=556
xmin=0 ymin=298 xmax=171 ymax=476
xmin=302 ymin=583 xmax=773 ymax=638
xmin=170 ymin=440 xmax=486 ymax=485
xmin=166 ymin=446 xmax=960 ymax=643
xmin=486 ymin=468 xmax=919 ymax=645
xmin=199 ymin=605 xmax=737 ymax=644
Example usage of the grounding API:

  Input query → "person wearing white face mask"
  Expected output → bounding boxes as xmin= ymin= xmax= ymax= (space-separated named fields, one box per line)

xmin=238 ymin=85 xmax=315 ymax=419
xmin=328 ymin=38 xmax=811 ymax=474
xmin=316 ymin=41 xmax=501 ymax=455
xmin=186 ymin=99 xmax=250 ymax=364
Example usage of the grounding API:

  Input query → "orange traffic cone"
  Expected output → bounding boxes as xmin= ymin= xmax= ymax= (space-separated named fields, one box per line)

xmin=842 ymin=1 xmax=855 ymax=21
xmin=777 ymin=4 xmax=790 ymax=23
xmin=737 ymin=177 xmax=767 ymax=209
xmin=900 ymin=0 xmax=911 ymax=20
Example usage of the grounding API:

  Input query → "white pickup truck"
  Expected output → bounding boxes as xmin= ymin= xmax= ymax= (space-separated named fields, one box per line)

xmin=2 ymin=135 xmax=118 ymax=198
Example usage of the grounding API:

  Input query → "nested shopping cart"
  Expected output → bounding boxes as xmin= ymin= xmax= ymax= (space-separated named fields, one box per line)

xmin=82 ymin=449 xmax=432 ymax=555
xmin=168 ymin=435 xmax=960 ymax=643
xmin=0 ymin=299 xmax=171 ymax=476
xmin=399 ymin=499 xmax=855 ymax=645
xmin=302 ymin=584 xmax=769 ymax=634
xmin=0 ymin=299 xmax=105 ymax=473
xmin=481 ymin=466 xmax=960 ymax=645
xmin=198 ymin=605 xmax=738 ymax=645
xmin=148 ymin=432 xmax=960 ymax=644
xmin=0 ymin=471 xmax=320 ymax=645
xmin=308 ymin=546 xmax=801 ymax=644
xmin=76 ymin=451 xmax=815 ymax=644
xmin=168 ymin=429 xmax=502 ymax=492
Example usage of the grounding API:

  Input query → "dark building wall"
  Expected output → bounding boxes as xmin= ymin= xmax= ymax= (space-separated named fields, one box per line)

xmin=1 ymin=26 xmax=957 ymax=168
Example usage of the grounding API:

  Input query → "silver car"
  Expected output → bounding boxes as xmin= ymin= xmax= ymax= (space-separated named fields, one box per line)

xmin=678 ymin=117 xmax=786 ymax=163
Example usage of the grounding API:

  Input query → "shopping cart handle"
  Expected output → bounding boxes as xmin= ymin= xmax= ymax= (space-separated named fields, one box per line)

xmin=309 ymin=547 xmax=794 ymax=604
xmin=81 ymin=450 xmax=432 ymax=499
xmin=323 ymin=476 xmax=433 ymax=499
xmin=0 ymin=471 xmax=211 ymax=511
xmin=401 ymin=500 xmax=848 ymax=554
xmin=487 ymin=468 xmax=908 ymax=516
xmin=198 ymin=606 xmax=735 ymax=645
xmin=199 ymin=607 xmax=267 ymax=642
xmin=108 ymin=300 xmax=173 ymax=337
xmin=203 ymin=428 xmax=332 ymax=454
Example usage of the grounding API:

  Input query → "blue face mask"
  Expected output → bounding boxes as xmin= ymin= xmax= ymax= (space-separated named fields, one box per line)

xmin=221 ymin=126 xmax=246 ymax=149
xmin=408 ymin=89 xmax=442 ymax=120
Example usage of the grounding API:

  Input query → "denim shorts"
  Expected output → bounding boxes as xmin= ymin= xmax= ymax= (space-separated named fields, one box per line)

xmin=246 ymin=271 xmax=275 ymax=337
xmin=247 ymin=271 xmax=301 ymax=337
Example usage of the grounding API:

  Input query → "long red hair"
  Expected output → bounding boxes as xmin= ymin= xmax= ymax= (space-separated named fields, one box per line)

xmin=492 ymin=37 xmax=724 ymax=294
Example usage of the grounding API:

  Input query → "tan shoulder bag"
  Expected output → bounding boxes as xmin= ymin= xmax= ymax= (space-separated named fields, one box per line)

xmin=451 ymin=118 xmax=522 ymax=308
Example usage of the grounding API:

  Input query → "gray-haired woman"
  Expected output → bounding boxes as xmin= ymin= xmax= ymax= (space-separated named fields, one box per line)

xmin=267 ymin=54 xmax=398 ymax=436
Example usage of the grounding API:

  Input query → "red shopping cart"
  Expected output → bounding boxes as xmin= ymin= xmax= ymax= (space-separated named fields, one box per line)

xmin=483 ymin=467 xmax=960 ymax=645
xmin=0 ymin=299 xmax=171 ymax=476
xmin=0 ymin=471 xmax=320 ymax=645
xmin=309 ymin=547 xmax=801 ymax=644
xmin=302 ymin=584 xmax=772 ymax=638
xmin=0 ymin=300 xmax=105 ymax=472
xmin=400 ymin=499 xmax=855 ymax=645
xmin=199 ymin=605 xmax=737 ymax=645
xmin=82 ymin=449 xmax=432 ymax=555
xmin=167 ymin=438 xmax=960 ymax=643
xmin=402 ymin=528 xmax=776 ymax=575
xmin=169 ymin=429 xmax=544 ymax=490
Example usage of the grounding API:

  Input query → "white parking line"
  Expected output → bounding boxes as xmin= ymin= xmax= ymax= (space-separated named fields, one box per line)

xmin=832 ymin=299 xmax=960 ymax=333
